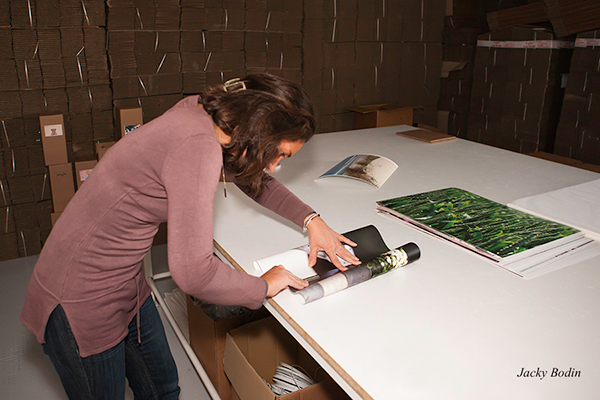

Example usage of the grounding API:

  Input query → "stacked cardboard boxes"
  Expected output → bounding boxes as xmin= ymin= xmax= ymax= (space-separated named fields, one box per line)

xmin=187 ymin=296 xmax=270 ymax=400
xmin=465 ymin=26 xmax=573 ymax=153
xmin=243 ymin=0 xmax=303 ymax=83
xmin=224 ymin=316 xmax=352 ymax=400
xmin=107 ymin=0 xmax=184 ymax=122
xmin=0 ymin=0 xmax=111 ymax=261
xmin=303 ymin=0 xmax=445 ymax=133
xmin=553 ymin=30 xmax=600 ymax=165
xmin=437 ymin=0 xmax=483 ymax=136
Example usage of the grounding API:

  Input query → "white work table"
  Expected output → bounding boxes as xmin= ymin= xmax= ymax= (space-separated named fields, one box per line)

xmin=212 ymin=125 xmax=600 ymax=400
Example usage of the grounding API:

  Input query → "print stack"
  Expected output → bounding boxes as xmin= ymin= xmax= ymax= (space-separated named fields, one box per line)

xmin=376 ymin=187 xmax=600 ymax=279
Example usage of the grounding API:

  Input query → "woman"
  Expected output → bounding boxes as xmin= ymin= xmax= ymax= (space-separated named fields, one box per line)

xmin=20 ymin=73 xmax=359 ymax=399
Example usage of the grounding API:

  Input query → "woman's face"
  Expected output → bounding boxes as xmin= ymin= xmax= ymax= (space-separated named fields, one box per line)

xmin=265 ymin=140 xmax=304 ymax=172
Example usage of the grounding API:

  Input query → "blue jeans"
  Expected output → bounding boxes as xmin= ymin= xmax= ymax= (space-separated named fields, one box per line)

xmin=43 ymin=295 xmax=180 ymax=400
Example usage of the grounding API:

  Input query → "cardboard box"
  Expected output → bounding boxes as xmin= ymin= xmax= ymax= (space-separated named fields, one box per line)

xmin=466 ymin=26 xmax=573 ymax=154
xmin=224 ymin=316 xmax=351 ymax=400
xmin=48 ymin=163 xmax=75 ymax=213
xmin=51 ymin=212 xmax=62 ymax=226
xmin=39 ymin=114 xmax=68 ymax=166
xmin=95 ymin=141 xmax=116 ymax=160
xmin=116 ymin=107 xmax=143 ymax=137
xmin=74 ymin=160 xmax=97 ymax=188
xmin=347 ymin=104 xmax=413 ymax=129
xmin=554 ymin=30 xmax=600 ymax=165
xmin=187 ymin=296 xmax=269 ymax=400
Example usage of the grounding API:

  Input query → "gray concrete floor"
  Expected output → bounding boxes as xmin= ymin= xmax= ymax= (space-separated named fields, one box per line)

xmin=0 ymin=245 xmax=211 ymax=400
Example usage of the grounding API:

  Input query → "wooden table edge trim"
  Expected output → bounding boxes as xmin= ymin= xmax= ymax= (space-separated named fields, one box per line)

xmin=213 ymin=240 xmax=374 ymax=400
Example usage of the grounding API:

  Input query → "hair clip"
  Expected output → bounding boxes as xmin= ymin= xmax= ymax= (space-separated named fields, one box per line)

xmin=223 ymin=78 xmax=246 ymax=92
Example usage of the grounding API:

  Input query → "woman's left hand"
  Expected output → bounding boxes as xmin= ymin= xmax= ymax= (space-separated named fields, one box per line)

xmin=306 ymin=217 xmax=361 ymax=271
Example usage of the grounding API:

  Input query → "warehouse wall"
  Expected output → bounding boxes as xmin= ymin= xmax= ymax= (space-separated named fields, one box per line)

xmin=0 ymin=0 xmax=446 ymax=261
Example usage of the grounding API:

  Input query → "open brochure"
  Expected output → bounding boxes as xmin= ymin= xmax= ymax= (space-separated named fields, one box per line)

xmin=316 ymin=154 xmax=397 ymax=189
xmin=253 ymin=225 xmax=420 ymax=304
xmin=376 ymin=187 xmax=600 ymax=279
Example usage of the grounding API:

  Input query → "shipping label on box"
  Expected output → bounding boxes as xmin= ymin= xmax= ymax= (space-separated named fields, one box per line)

xmin=39 ymin=114 xmax=68 ymax=166
xmin=187 ymin=296 xmax=269 ymax=400
xmin=116 ymin=107 xmax=143 ymax=138
xmin=44 ymin=124 xmax=64 ymax=137
xmin=74 ymin=160 xmax=97 ymax=188
xmin=48 ymin=163 xmax=75 ymax=213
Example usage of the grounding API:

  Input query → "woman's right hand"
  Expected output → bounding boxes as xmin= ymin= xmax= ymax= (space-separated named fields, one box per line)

xmin=261 ymin=265 xmax=308 ymax=298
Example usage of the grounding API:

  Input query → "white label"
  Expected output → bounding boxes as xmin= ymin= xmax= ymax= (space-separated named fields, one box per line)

xmin=44 ymin=124 xmax=64 ymax=137
xmin=477 ymin=40 xmax=574 ymax=49
xmin=79 ymin=169 xmax=93 ymax=182
xmin=575 ymin=38 xmax=600 ymax=48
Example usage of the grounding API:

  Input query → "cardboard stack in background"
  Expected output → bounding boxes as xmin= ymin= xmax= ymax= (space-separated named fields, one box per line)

xmin=553 ymin=30 xmax=600 ymax=165
xmin=465 ymin=26 xmax=573 ymax=153
xmin=0 ymin=0 xmax=111 ymax=261
xmin=224 ymin=316 xmax=352 ymax=400
xmin=437 ymin=0 xmax=483 ymax=136
xmin=1 ymin=1 xmax=451 ymax=262
xmin=303 ymin=0 xmax=445 ymax=133
xmin=243 ymin=1 xmax=304 ymax=84
xmin=107 ymin=0 xmax=183 ymax=122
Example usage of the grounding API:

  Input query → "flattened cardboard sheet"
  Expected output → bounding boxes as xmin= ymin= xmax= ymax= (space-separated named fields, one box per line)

xmin=397 ymin=127 xmax=457 ymax=143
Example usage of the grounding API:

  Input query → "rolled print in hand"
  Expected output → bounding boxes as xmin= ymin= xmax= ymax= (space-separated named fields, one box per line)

xmin=296 ymin=243 xmax=420 ymax=304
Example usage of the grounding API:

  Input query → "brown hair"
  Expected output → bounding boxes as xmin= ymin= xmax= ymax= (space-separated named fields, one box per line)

xmin=199 ymin=73 xmax=316 ymax=196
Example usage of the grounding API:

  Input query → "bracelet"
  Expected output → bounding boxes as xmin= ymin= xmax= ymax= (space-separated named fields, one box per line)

xmin=302 ymin=212 xmax=320 ymax=232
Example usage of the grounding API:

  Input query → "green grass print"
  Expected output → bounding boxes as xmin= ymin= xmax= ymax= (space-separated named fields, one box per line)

xmin=377 ymin=188 xmax=579 ymax=259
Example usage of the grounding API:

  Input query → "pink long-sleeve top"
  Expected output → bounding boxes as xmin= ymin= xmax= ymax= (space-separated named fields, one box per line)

xmin=20 ymin=96 xmax=313 ymax=357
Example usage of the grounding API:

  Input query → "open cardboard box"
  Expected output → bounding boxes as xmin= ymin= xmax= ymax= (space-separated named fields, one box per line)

xmin=187 ymin=296 xmax=269 ymax=400
xmin=115 ymin=107 xmax=143 ymax=138
xmin=396 ymin=124 xmax=457 ymax=143
xmin=347 ymin=104 xmax=413 ymax=129
xmin=224 ymin=316 xmax=350 ymax=400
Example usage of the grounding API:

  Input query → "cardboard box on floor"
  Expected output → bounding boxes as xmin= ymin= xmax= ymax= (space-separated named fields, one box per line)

xmin=48 ymin=163 xmax=75 ymax=213
xmin=347 ymin=104 xmax=413 ymax=129
xmin=39 ymin=114 xmax=68 ymax=166
xmin=224 ymin=316 xmax=351 ymax=400
xmin=187 ymin=296 xmax=269 ymax=400
xmin=74 ymin=160 xmax=98 ymax=188
xmin=116 ymin=107 xmax=143 ymax=138
xmin=51 ymin=213 xmax=61 ymax=226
